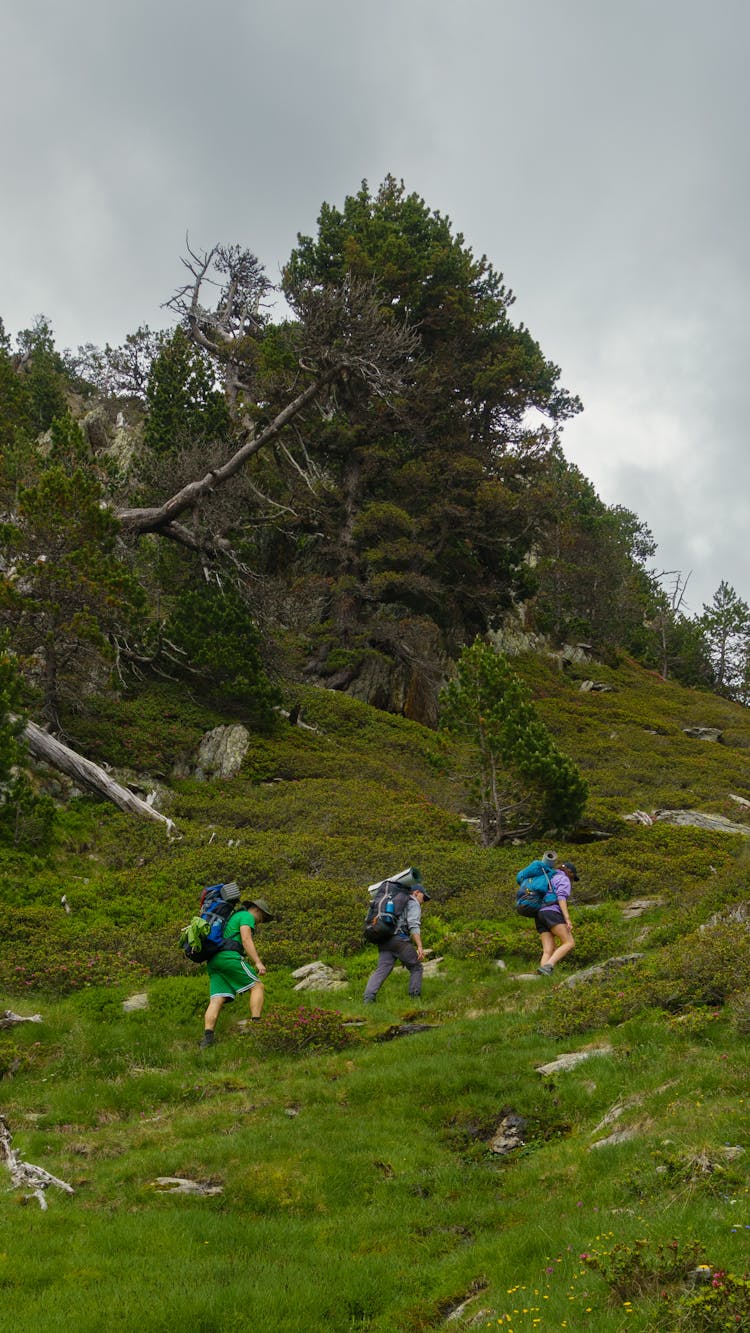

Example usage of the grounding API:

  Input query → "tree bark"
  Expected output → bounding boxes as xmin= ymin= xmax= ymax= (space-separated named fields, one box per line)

xmin=23 ymin=721 xmax=177 ymax=836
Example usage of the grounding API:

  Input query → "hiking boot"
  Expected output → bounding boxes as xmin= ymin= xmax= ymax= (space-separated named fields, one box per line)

xmin=199 ymin=1030 xmax=216 ymax=1048
xmin=537 ymin=964 xmax=554 ymax=976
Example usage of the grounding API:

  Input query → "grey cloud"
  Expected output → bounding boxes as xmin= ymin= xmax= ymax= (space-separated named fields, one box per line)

xmin=2 ymin=0 xmax=749 ymax=605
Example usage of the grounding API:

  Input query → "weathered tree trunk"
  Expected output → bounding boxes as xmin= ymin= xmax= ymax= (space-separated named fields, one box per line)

xmin=23 ymin=721 xmax=177 ymax=836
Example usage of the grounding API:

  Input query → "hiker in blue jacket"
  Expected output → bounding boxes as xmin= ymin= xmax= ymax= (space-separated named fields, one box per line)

xmin=535 ymin=861 xmax=578 ymax=976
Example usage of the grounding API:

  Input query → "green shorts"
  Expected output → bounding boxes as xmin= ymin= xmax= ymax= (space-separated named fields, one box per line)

xmin=207 ymin=950 xmax=259 ymax=1000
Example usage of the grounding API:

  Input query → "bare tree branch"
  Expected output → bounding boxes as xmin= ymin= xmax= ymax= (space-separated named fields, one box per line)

xmin=23 ymin=721 xmax=177 ymax=836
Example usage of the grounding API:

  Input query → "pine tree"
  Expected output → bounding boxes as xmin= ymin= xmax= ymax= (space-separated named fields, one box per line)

xmin=440 ymin=639 xmax=587 ymax=845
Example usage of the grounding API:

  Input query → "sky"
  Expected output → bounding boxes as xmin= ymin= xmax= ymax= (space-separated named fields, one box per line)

xmin=2 ymin=0 xmax=749 ymax=615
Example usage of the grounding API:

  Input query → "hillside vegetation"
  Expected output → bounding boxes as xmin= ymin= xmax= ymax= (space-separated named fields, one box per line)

xmin=2 ymin=652 xmax=750 ymax=1331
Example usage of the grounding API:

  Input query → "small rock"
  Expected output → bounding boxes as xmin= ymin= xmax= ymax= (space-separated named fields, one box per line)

xmin=122 ymin=993 xmax=149 ymax=1012
xmin=488 ymin=1113 xmax=527 ymax=1155
xmin=621 ymin=898 xmax=664 ymax=919
xmin=537 ymin=1045 xmax=613 ymax=1076
xmin=589 ymin=1126 xmax=640 ymax=1150
xmin=152 ymin=1177 xmax=223 ymax=1195
xmin=560 ymin=955 xmax=644 ymax=988
xmin=374 ymin=1023 xmax=436 ymax=1042
xmin=682 ymin=727 xmax=723 ymax=742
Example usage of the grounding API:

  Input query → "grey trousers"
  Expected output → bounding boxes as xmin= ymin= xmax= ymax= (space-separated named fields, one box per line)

xmin=364 ymin=936 xmax=423 ymax=1000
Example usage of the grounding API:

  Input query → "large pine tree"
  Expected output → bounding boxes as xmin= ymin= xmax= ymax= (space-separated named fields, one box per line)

xmin=276 ymin=177 xmax=581 ymax=718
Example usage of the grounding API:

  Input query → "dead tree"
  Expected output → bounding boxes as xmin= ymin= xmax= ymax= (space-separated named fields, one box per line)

xmin=115 ymin=243 xmax=418 ymax=548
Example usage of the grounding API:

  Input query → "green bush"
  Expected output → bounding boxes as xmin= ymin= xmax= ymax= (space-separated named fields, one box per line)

xmin=581 ymin=1236 xmax=706 ymax=1300
xmin=248 ymin=1005 xmax=359 ymax=1056
xmin=0 ymin=907 xmax=149 ymax=996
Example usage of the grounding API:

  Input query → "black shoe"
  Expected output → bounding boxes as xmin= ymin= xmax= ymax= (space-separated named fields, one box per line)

xmin=199 ymin=1030 xmax=216 ymax=1048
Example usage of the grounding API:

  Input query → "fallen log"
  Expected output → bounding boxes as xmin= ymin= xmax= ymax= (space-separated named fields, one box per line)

xmin=0 ymin=1011 xmax=42 ymax=1030
xmin=23 ymin=721 xmax=177 ymax=836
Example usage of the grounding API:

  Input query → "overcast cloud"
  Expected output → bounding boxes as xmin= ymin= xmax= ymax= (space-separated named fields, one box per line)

xmin=2 ymin=0 xmax=748 ymax=614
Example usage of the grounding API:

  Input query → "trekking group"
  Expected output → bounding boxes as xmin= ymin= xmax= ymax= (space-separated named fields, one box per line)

xmin=181 ymin=854 xmax=578 ymax=1046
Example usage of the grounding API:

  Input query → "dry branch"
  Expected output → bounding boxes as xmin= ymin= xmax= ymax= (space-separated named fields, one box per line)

xmin=0 ymin=1115 xmax=75 ymax=1210
xmin=0 ymin=1011 xmax=42 ymax=1029
xmin=23 ymin=721 xmax=177 ymax=836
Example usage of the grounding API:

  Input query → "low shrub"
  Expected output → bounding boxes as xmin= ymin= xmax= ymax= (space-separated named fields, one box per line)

xmin=677 ymin=1271 xmax=750 ymax=1330
xmin=581 ymin=1236 xmax=706 ymax=1300
xmin=248 ymin=1005 xmax=359 ymax=1056
xmin=0 ymin=908 xmax=149 ymax=996
xmin=541 ymin=921 xmax=750 ymax=1037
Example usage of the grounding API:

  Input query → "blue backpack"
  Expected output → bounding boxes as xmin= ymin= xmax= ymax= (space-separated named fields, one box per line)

xmin=515 ymin=862 xmax=557 ymax=918
xmin=179 ymin=883 xmax=245 ymax=963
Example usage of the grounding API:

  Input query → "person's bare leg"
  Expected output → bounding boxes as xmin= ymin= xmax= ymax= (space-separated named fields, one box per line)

xmin=538 ymin=930 xmax=556 ymax=968
xmin=546 ymin=923 xmax=575 ymax=968
xmin=203 ymin=995 xmax=226 ymax=1032
xmin=249 ymin=981 xmax=265 ymax=1018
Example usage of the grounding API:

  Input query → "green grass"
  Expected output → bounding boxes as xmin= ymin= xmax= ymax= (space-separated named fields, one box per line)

xmin=4 ymin=657 xmax=750 ymax=1329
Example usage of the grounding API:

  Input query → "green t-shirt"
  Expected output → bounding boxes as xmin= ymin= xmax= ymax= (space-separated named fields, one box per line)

xmin=222 ymin=909 xmax=256 ymax=943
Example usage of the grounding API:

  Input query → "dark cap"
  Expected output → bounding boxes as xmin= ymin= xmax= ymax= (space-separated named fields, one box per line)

xmin=246 ymin=897 xmax=275 ymax=920
xmin=560 ymin=861 xmax=579 ymax=882
xmin=413 ymin=886 xmax=431 ymax=900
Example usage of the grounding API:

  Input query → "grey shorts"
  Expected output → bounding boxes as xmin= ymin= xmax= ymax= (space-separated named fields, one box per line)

xmin=535 ymin=907 xmax=565 ymax=934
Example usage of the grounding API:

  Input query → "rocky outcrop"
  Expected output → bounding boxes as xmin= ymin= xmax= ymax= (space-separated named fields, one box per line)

xmin=682 ymin=726 xmax=723 ymax=742
xmin=174 ymin=724 xmax=251 ymax=781
xmin=623 ymin=809 xmax=750 ymax=836
xmin=291 ymin=962 xmax=348 ymax=992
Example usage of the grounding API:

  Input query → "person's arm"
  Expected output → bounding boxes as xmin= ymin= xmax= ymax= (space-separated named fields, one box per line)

xmin=553 ymin=874 xmax=573 ymax=929
xmin=406 ymin=898 xmax=425 ymax=961
xmin=240 ymin=923 xmax=266 ymax=974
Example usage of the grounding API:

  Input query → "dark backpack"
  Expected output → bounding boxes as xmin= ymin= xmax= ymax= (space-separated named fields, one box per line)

xmin=514 ymin=862 xmax=556 ymax=918
xmin=179 ymin=883 xmax=245 ymax=963
xmin=364 ymin=881 xmax=413 ymax=944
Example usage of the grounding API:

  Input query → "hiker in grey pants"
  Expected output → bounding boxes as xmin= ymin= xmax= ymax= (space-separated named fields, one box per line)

xmin=363 ymin=887 xmax=431 ymax=1002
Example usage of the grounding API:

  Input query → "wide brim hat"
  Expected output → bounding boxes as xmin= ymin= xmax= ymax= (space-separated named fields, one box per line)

xmin=246 ymin=897 xmax=275 ymax=920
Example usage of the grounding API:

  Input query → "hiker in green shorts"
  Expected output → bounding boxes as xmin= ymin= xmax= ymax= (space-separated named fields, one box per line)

xmin=200 ymin=897 xmax=274 ymax=1048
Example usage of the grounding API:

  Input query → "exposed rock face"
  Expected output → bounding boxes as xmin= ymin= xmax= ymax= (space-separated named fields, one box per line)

xmin=489 ymin=626 xmax=591 ymax=669
xmin=682 ymin=726 xmax=723 ymax=742
xmin=177 ymin=724 xmax=251 ymax=780
xmin=652 ymin=809 xmax=750 ymax=836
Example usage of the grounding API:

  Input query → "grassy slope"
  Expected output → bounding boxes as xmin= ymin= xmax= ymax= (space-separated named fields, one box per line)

xmin=2 ymin=655 xmax=750 ymax=1331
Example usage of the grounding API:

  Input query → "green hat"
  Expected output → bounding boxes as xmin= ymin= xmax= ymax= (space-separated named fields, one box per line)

xmin=246 ymin=897 xmax=275 ymax=921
